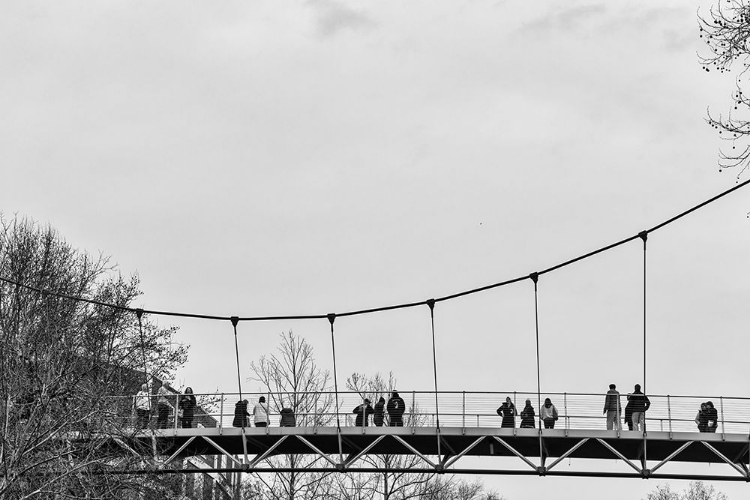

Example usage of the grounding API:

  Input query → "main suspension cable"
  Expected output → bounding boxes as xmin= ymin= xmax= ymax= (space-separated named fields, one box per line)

xmin=0 ymin=179 xmax=747 ymax=323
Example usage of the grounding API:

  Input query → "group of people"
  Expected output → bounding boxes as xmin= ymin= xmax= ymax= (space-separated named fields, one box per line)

xmin=132 ymin=382 xmax=197 ymax=429
xmin=497 ymin=397 xmax=560 ymax=429
xmin=137 ymin=383 xmax=724 ymax=433
xmin=352 ymin=391 xmax=406 ymax=427
xmin=233 ymin=396 xmax=297 ymax=428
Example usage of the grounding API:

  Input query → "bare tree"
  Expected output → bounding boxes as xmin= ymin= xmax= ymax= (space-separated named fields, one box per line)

xmin=340 ymin=372 xmax=500 ymax=500
xmin=645 ymin=481 xmax=728 ymax=500
xmin=699 ymin=0 xmax=750 ymax=177
xmin=0 ymin=215 xmax=187 ymax=498
xmin=247 ymin=331 xmax=336 ymax=500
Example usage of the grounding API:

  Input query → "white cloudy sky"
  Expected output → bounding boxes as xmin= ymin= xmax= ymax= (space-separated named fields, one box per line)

xmin=2 ymin=0 xmax=750 ymax=498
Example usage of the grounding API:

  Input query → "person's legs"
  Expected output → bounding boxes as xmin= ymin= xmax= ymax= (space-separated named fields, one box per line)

xmin=606 ymin=411 xmax=614 ymax=430
xmin=631 ymin=411 xmax=643 ymax=431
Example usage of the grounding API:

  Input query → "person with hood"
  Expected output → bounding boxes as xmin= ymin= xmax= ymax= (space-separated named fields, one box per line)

xmin=695 ymin=403 xmax=709 ymax=432
xmin=373 ymin=397 xmax=386 ymax=427
xmin=539 ymin=398 xmax=559 ymax=429
xmin=603 ymin=384 xmax=621 ymax=430
xmin=387 ymin=391 xmax=405 ymax=427
xmin=179 ymin=387 xmax=197 ymax=428
xmin=280 ymin=403 xmax=296 ymax=427
xmin=705 ymin=401 xmax=718 ymax=432
xmin=353 ymin=398 xmax=374 ymax=426
xmin=519 ymin=399 xmax=535 ymax=428
xmin=496 ymin=397 xmax=517 ymax=428
xmin=628 ymin=384 xmax=651 ymax=432
xmin=253 ymin=396 xmax=269 ymax=427
xmin=233 ymin=399 xmax=250 ymax=428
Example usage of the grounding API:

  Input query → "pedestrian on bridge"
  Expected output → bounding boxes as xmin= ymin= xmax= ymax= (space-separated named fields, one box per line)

xmin=603 ymin=384 xmax=621 ymax=431
xmin=179 ymin=387 xmax=196 ymax=428
xmin=156 ymin=381 xmax=175 ymax=429
xmin=387 ymin=391 xmax=405 ymax=427
xmin=627 ymin=384 xmax=650 ymax=432
xmin=540 ymin=398 xmax=558 ymax=429
xmin=373 ymin=397 xmax=386 ymax=426
xmin=133 ymin=384 xmax=151 ymax=429
xmin=705 ymin=401 xmax=718 ymax=433
xmin=353 ymin=398 xmax=374 ymax=426
xmin=233 ymin=399 xmax=250 ymax=427
xmin=253 ymin=396 xmax=269 ymax=428
xmin=280 ymin=404 xmax=296 ymax=427
xmin=497 ymin=397 xmax=517 ymax=428
xmin=520 ymin=400 xmax=535 ymax=428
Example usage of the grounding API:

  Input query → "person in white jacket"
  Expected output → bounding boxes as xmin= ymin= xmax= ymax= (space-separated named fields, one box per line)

xmin=539 ymin=398 xmax=559 ymax=429
xmin=253 ymin=396 xmax=269 ymax=427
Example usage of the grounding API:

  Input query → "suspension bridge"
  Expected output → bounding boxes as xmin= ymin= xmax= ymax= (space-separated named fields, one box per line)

xmin=5 ymin=180 xmax=750 ymax=483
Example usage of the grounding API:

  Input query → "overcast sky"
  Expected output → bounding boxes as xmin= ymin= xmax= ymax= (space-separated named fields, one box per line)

xmin=2 ymin=0 xmax=749 ymax=498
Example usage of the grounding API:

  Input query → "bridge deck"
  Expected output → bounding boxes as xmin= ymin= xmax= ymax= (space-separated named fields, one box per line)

xmin=131 ymin=427 xmax=750 ymax=466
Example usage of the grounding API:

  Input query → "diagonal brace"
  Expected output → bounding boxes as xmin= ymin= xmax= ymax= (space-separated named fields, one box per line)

xmin=546 ymin=438 xmax=590 ymax=471
xmin=444 ymin=437 xmax=486 ymax=469
xmin=295 ymin=436 xmax=339 ymax=467
xmin=596 ymin=438 xmax=642 ymax=474
xmin=491 ymin=436 xmax=538 ymax=471
xmin=165 ymin=436 xmax=197 ymax=465
xmin=392 ymin=435 xmax=437 ymax=468
xmin=650 ymin=442 xmax=693 ymax=474
xmin=701 ymin=442 xmax=748 ymax=477
xmin=248 ymin=435 xmax=289 ymax=468
xmin=343 ymin=436 xmax=386 ymax=468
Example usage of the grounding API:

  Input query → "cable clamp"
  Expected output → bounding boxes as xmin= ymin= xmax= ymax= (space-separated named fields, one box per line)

xmin=426 ymin=299 xmax=435 ymax=310
xmin=327 ymin=313 xmax=336 ymax=325
xmin=135 ymin=308 xmax=144 ymax=320
xmin=230 ymin=316 xmax=239 ymax=327
xmin=638 ymin=231 xmax=648 ymax=242
xmin=529 ymin=272 xmax=539 ymax=284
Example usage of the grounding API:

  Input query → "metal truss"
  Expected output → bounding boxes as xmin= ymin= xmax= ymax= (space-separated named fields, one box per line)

xmin=101 ymin=427 xmax=750 ymax=482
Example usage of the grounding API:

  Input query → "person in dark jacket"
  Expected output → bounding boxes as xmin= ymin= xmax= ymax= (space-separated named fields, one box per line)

xmin=624 ymin=399 xmax=634 ymax=431
xmin=280 ymin=404 xmax=296 ymax=427
xmin=233 ymin=399 xmax=250 ymax=428
xmin=386 ymin=391 xmax=405 ymax=427
xmin=496 ymin=397 xmax=517 ymax=428
xmin=353 ymin=398 xmax=374 ymax=426
xmin=179 ymin=387 xmax=197 ymax=428
xmin=627 ymin=384 xmax=651 ymax=432
xmin=519 ymin=399 xmax=535 ymax=428
xmin=705 ymin=401 xmax=718 ymax=432
xmin=373 ymin=397 xmax=386 ymax=427
xmin=695 ymin=403 xmax=709 ymax=432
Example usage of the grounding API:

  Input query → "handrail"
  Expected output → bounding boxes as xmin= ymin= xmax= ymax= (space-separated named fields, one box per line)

xmin=112 ymin=390 xmax=750 ymax=435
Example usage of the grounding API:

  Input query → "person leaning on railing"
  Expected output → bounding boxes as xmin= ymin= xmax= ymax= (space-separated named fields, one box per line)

xmin=628 ymin=384 xmax=650 ymax=432
xmin=353 ymin=398 xmax=374 ymax=426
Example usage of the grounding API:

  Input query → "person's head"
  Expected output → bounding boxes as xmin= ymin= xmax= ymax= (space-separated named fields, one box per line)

xmin=634 ymin=384 xmax=641 ymax=392
xmin=706 ymin=401 xmax=714 ymax=409
xmin=364 ymin=398 xmax=371 ymax=405
xmin=259 ymin=396 xmax=265 ymax=403
xmin=609 ymin=384 xmax=616 ymax=390
xmin=700 ymin=403 xmax=706 ymax=411
xmin=379 ymin=397 xmax=385 ymax=403
xmin=525 ymin=399 xmax=531 ymax=406
xmin=243 ymin=399 xmax=249 ymax=405
xmin=392 ymin=391 xmax=399 ymax=398
xmin=185 ymin=387 xmax=193 ymax=394
xmin=544 ymin=398 xmax=552 ymax=406
xmin=506 ymin=397 xmax=512 ymax=404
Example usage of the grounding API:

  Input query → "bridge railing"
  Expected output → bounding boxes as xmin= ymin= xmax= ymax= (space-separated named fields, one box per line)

xmin=112 ymin=391 xmax=750 ymax=434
